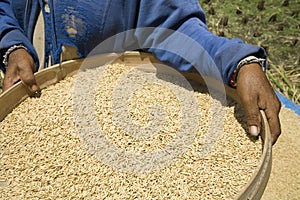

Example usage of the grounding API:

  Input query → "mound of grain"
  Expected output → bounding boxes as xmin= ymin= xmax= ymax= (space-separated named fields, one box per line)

xmin=0 ymin=64 xmax=262 ymax=199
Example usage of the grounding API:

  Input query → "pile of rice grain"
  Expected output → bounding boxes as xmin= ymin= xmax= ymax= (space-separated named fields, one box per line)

xmin=0 ymin=64 xmax=262 ymax=199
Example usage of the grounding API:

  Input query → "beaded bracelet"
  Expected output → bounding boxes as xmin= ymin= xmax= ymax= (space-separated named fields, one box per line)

xmin=229 ymin=56 xmax=265 ymax=88
xmin=2 ymin=44 xmax=28 ymax=68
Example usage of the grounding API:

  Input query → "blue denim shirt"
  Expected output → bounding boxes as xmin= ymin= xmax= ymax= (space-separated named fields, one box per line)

xmin=0 ymin=0 xmax=266 ymax=85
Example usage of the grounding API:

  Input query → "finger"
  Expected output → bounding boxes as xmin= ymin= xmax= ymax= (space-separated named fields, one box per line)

xmin=246 ymin=104 xmax=262 ymax=137
xmin=3 ymin=75 xmax=16 ymax=92
xmin=240 ymin=95 xmax=262 ymax=137
xmin=2 ymin=65 xmax=20 ymax=92
xmin=19 ymin=65 xmax=40 ymax=93
xmin=265 ymin=99 xmax=282 ymax=145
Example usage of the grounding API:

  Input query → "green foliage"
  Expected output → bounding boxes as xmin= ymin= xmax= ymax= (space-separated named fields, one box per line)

xmin=201 ymin=0 xmax=300 ymax=104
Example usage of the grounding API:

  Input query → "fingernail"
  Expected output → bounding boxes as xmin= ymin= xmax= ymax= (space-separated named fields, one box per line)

xmin=250 ymin=126 xmax=259 ymax=136
xmin=31 ymin=84 xmax=39 ymax=92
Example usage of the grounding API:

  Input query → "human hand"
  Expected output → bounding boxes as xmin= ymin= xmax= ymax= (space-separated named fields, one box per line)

xmin=236 ymin=63 xmax=281 ymax=145
xmin=3 ymin=48 xmax=40 ymax=95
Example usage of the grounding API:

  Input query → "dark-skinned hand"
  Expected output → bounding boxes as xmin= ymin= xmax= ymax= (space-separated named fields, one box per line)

xmin=3 ymin=48 xmax=40 ymax=94
xmin=236 ymin=63 xmax=281 ymax=145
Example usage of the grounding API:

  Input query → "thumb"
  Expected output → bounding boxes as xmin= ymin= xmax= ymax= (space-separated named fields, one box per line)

xmin=19 ymin=64 xmax=40 ymax=96
xmin=244 ymin=99 xmax=262 ymax=137
xmin=237 ymin=83 xmax=262 ymax=137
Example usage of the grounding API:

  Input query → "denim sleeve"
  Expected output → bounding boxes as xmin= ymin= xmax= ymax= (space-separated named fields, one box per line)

xmin=136 ymin=0 xmax=266 ymax=85
xmin=0 ymin=0 xmax=39 ymax=72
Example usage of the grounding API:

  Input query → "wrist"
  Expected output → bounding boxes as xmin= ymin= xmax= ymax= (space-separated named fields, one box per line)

xmin=3 ymin=44 xmax=28 ymax=69
xmin=229 ymin=56 xmax=265 ymax=88
xmin=236 ymin=63 xmax=267 ymax=87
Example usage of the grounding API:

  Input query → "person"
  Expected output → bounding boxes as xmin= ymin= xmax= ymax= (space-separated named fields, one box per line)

xmin=0 ymin=0 xmax=281 ymax=144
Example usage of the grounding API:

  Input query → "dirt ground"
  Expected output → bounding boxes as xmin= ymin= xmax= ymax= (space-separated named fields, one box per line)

xmin=261 ymin=107 xmax=300 ymax=200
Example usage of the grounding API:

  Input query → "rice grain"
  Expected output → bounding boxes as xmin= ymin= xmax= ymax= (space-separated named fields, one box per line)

xmin=0 ymin=63 xmax=262 ymax=199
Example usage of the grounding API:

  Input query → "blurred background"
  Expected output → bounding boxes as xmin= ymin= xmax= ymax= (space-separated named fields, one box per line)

xmin=200 ymin=0 xmax=300 ymax=105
